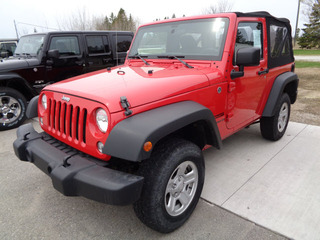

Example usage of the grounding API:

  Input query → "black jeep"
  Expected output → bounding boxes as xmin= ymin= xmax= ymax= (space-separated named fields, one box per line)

xmin=0 ymin=31 xmax=133 ymax=130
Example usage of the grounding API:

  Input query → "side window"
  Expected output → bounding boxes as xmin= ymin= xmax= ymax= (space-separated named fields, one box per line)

xmin=1 ymin=43 xmax=16 ymax=56
xmin=114 ymin=35 xmax=133 ymax=52
xmin=270 ymin=25 xmax=289 ymax=58
xmin=268 ymin=22 xmax=293 ymax=69
xmin=86 ymin=35 xmax=110 ymax=54
xmin=49 ymin=36 xmax=80 ymax=56
xmin=282 ymin=38 xmax=291 ymax=56
xmin=6 ymin=43 xmax=17 ymax=54
xmin=235 ymin=22 xmax=263 ymax=62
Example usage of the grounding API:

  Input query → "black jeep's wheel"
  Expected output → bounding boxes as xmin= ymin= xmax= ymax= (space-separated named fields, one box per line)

xmin=0 ymin=88 xmax=27 ymax=131
xmin=133 ymin=138 xmax=204 ymax=233
xmin=260 ymin=93 xmax=291 ymax=141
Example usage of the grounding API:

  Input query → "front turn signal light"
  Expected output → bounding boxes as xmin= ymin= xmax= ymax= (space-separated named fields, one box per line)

xmin=143 ymin=141 xmax=153 ymax=152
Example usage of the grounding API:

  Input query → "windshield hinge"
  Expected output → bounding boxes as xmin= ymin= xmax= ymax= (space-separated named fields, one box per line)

xmin=120 ymin=96 xmax=133 ymax=117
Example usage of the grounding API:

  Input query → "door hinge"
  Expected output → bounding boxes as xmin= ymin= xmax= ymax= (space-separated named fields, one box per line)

xmin=226 ymin=113 xmax=233 ymax=121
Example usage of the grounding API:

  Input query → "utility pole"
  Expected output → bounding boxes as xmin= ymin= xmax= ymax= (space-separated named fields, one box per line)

xmin=14 ymin=20 xmax=19 ymax=39
xmin=294 ymin=0 xmax=301 ymax=47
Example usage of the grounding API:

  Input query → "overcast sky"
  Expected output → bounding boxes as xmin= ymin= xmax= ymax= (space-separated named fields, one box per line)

xmin=0 ymin=0 xmax=307 ymax=39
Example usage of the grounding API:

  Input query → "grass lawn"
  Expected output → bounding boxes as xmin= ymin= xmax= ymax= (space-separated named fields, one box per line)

xmin=295 ymin=61 xmax=320 ymax=68
xmin=294 ymin=49 xmax=320 ymax=55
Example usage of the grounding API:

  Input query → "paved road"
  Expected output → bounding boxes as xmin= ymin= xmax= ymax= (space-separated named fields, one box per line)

xmin=203 ymin=122 xmax=320 ymax=240
xmin=0 ymin=120 xmax=289 ymax=240
xmin=3 ymin=119 xmax=320 ymax=239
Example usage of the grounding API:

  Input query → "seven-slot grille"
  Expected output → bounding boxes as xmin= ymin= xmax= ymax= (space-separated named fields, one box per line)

xmin=47 ymin=98 xmax=87 ymax=144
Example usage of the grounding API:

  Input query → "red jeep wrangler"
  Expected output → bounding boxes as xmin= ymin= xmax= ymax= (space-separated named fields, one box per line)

xmin=14 ymin=12 xmax=298 ymax=233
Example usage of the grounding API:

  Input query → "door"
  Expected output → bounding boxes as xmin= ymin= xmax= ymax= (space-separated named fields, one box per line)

xmin=46 ymin=35 xmax=84 ymax=83
xmin=227 ymin=21 xmax=268 ymax=129
xmin=84 ymin=35 xmax=113 ymax=73
xmin=112 ymin=34 xmax=133 ymax=65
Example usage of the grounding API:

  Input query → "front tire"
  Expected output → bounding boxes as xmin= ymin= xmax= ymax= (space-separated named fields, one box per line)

xmin=0 ymin=87 xmax=27 ymax=131
xmin=133 ymin=138 xmax=204 ymax=233
xmin=260 ymin=93 xmax=291 ymax=141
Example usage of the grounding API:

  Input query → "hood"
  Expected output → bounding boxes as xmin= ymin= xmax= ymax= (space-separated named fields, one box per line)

xmin=0 ymin=57 xmax=39 ymax=71
xmin=45 ymin=65 xmax=211 ymax=113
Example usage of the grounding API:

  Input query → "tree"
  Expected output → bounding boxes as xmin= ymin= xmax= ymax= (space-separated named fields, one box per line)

xmin=58 ymin=7 xmax=95 ymax=31
xmin=93 ymin=15 xmax=109 ymax=30
xmin=298 ymin=0 xmax=320 ymax=48
xmin=103 ymin=8 xmax=137 ymax=32
xmin=302 ymin=0 xmax=317 ymax=16
xmin=154 ymin=13 xmax=179 ymax=21
xmin=203 ymin=0 xmax=233 ymax=14
xmin=58 ymin=8 xmax=137 ymax=32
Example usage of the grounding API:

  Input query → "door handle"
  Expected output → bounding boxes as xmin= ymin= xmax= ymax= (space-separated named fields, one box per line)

xmin=103 ymin=58 xmax=111 ymax=64
xmin=258 ymin=68 xmax=269 ymax=75
xmin=75 ymin=60 xmax=85 ymax=66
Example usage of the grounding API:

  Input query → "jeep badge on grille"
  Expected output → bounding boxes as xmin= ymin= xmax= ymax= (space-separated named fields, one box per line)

xmin=62 ymin=95 xmax=70 ymax=102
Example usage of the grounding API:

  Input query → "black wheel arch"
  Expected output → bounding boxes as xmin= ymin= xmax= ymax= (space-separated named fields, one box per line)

xmin=0 ymin=73 xmax=37 ymax=101
xmin=262 ymin=71 xmax=299 ymax=117
xmin=103 ymin=101 xmax=222 ymax=162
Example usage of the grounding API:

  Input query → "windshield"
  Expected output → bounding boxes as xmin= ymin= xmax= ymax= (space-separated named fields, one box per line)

xmin=129 ymin=18 xmax=229 ymax=61
xmin=14 ymin=35 xmax=45 ymax=57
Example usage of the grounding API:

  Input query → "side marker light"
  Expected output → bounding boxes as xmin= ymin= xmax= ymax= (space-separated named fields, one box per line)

xmin=143 ymin=141 xmax=153 ymax=152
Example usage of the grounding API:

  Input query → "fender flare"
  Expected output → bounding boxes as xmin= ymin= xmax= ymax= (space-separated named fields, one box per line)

xmin=0 ymin=72 xmax=23 ymax=81
xmin=26 ymin=95 xmax=39 ymax=119
xmin=262 ymin=71 xmax=299 ymax=117
xmin=103 ymin=101 xmax=222 ymax=162
xmin=0 ymin=72 xmax=37 ymax=99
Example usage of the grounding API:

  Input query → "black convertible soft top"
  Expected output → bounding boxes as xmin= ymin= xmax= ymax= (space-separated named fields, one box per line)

xmin=235 ymin=11 xmax=294 ymax=69
xmin=235 ymin=11 xmax=290 ymax=24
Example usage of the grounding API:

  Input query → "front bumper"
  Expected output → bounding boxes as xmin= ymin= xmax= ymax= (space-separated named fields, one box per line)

xmin=13 ymin=123 xmax=144 ymax=205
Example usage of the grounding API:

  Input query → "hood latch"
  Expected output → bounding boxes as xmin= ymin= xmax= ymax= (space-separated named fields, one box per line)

xmin=120 ymin=96 xmax=133 ymax=117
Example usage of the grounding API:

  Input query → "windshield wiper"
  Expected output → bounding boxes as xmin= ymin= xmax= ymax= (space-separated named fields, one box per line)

xmin=157 ymin=55 xmax=194 ymax=69
xmin=128 ymin=54 xmax=150 ymax=65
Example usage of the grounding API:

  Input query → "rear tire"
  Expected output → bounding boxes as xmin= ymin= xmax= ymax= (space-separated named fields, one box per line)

xmin=0 ymin=87 xmax=27 ymax=131
xmin=133 ymin=138 xmax=204 ymax=233
xmin=260 ymin=93 xmax=291 ymax=141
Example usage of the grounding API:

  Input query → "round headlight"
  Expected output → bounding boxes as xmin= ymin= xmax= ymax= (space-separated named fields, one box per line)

xmin=96 ymin=108 xmax=108 ymax=133
xmin=41 ymin=94 xmax=47 ymax=110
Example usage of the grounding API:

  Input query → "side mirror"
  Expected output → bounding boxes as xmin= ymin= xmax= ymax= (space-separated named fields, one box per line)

xmin=236 ymin=47 xmax=260 ymax=67
xmin=231 ymin=47 xmax=260 ymax=79
xmin=47 ymin=49 xmax=60 ymax=59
